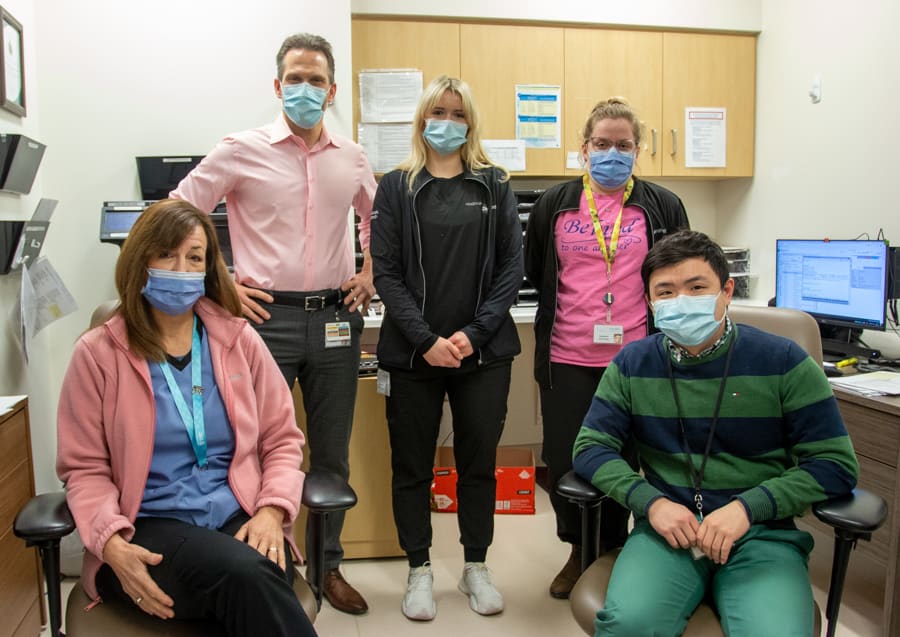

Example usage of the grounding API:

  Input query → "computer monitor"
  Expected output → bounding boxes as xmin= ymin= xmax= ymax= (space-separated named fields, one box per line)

xmin=775 ymin=239 xmax=889 ymax=332
xmin=136 ymin=156 xmax=204 ymax=201
xmin=99 ymin=201 xmax=153 ymax=245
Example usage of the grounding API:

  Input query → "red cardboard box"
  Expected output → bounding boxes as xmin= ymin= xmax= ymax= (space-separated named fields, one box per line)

xmin=431 ymin=446 xmax=535 ymax=514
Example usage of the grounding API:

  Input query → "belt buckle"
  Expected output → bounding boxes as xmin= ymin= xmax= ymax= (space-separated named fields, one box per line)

xmin=304 ymin=295 xmax=325 ymax=311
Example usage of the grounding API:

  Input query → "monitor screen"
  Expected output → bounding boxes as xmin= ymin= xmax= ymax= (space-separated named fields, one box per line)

xmin=775 ymin=239 xmax=889 ymax=330
xmin=99 ymin=201 xmax=152 ymax=243
xmin=136 ymin=156 xmax=204 ymax=201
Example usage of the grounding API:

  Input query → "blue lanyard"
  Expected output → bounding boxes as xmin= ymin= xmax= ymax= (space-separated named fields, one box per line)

xmin=158 ymin=315 xmax=207 ymax=468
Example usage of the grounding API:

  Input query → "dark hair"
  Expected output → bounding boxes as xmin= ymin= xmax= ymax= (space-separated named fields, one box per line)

xmin=276 ymin=33 xmax=334 ymax=83
xmin=640 ymin=230 xmax=730 ymax=295
xmin=114 ymin=199 xmax=241 ymax=361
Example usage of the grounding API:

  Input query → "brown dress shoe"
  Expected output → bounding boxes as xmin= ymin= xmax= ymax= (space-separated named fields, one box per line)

xmin=549 ymin=545 xmax=582 ymax=599
xmin=323 ymin=568 xmax=369 ymax=615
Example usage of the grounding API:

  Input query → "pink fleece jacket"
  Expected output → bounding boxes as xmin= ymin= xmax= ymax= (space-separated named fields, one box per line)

xmin=56 ymin=297 xmax=305 ymax=600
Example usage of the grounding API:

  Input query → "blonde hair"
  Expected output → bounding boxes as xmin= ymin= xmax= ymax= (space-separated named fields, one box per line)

xmin=581 ymin=96 xmax=643 ymax=147
xmin=399 ymin=75 xmax=508 ymax=191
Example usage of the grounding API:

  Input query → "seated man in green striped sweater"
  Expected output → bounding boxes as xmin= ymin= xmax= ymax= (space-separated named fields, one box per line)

xmin=573 ymin=230 xmax=858 ymax=637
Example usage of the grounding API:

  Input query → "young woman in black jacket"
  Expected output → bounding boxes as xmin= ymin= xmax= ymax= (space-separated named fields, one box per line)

xmin=371 ymin=75 xmax=523 ymax=622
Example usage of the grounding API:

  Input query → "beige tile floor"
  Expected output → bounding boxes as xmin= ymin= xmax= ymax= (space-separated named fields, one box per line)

xmin=46 ymin=486 xmax=885 ymax=636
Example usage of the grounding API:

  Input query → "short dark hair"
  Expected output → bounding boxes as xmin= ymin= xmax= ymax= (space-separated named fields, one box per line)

xmin=641 ymin=230 xmax=730 ymax=295
xmin=276 ymin=33 xmax=334 ymax=83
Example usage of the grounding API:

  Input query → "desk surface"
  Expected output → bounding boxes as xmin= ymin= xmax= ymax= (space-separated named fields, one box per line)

xmin=832 ymin=386 xmax=900 ymax=416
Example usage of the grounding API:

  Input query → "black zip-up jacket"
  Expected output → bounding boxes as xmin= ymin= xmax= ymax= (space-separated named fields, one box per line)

xmin=524 ymin=176 xmax=689 ymax=388
xmin=372 ymin=166 xmax=523 ymax=370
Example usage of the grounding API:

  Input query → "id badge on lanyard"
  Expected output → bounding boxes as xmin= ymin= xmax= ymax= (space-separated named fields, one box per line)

xmin=583 ymin=175 xmax=633 ymax=344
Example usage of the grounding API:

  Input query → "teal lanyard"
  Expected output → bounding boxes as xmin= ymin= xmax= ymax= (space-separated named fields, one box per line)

xmin=158 ymin=315 xmax=207 ymax=469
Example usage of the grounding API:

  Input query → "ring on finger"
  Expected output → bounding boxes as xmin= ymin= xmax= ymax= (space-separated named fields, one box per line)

xmin=267 ymin=546 xmax=278 ymax=553
xmin=134 ymin=596 xmax=143 ymax=604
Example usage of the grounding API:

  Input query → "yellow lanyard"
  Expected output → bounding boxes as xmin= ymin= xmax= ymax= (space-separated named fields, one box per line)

xmin=582 ymin=174 xmax=634 ymax=277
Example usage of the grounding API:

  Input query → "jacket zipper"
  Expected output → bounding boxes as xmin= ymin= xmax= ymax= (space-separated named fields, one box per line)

xmin=410 ymin=176 xmax=432 ymax=368
xmin=464 ymin=175 xmax=493 ymax=366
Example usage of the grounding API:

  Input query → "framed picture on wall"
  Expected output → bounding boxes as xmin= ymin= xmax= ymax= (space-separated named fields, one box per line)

xmin=0 ymin=6 xmax=25 ymax=117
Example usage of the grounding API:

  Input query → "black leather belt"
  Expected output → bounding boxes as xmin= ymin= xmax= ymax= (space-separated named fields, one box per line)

xmin=268 ymin=289 xmax=343 ymax=311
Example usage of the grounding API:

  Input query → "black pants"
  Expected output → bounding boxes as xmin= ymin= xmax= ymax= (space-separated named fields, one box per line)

xmin=253 ymin=296 xmax=363 ymax=571
xmin=96 ymin=512 xmax=315 ymax=637
xmin=540 ymin=362 xmax=631 ymax=548
xmin=385 ymin=360 xmax=512 ymax=565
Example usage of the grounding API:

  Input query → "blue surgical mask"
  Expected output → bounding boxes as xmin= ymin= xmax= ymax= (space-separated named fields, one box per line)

xmin=423 ymin=119 xmax=468 ymax=155
xmin=589 ymin=149 xmax=635 ymax=190
xmin=282 ymin=82 xmax=327 ymax=129
xmin=142 ymin=268 xmax=206 ymax=316
xmin=653 ymin=293 xmax=724 ymax=347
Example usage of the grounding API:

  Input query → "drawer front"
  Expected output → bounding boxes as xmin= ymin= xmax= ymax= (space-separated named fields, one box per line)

xmin=0 ymin=408 xmax=28 ymax=478
xmin=10 ymin=597 xmax=41 ymax=637
xmin=0 ymin=460 xmax=31 ymax=536
xmin=837 ymin=398 xmax=900 ymax=468
xmin=0 ymin=526 xmax=41 ymax=637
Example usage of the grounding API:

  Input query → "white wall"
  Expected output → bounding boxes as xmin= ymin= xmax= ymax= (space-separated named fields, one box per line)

xmin=717 ymin=0 xmax=900 ymax=356
xmin=352 ymin=0 xmax=761 ymax=32
xmin=6 ymin=0 xmax=352 ymax=492
xmin=0 ymin=0 xmax=56 ymax=492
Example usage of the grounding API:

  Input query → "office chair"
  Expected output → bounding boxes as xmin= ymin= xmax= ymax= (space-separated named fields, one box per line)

xmin=13 ymin=301 xmax=358 ymax=636
xmin=559 ymin=305 xmax=889 ymax=637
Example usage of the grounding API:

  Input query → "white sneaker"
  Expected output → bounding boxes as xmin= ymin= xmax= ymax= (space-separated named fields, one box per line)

xmin=458 ymin=562 xmax=504 ymax=615
xmin=402 ymin=563 xmax=436 ymax=621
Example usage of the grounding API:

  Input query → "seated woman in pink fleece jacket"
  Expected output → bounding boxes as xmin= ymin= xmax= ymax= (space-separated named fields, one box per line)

xmin=56 ymin=199 xmax=315 ymax=637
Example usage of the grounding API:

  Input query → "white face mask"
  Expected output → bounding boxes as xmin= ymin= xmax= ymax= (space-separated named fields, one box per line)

xmin=653 ymin=292 xmax=723 ymax=347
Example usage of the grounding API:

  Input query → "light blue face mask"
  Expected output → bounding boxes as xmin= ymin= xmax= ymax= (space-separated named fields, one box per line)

xmin=423 ymin=119 xmax=468 ymax=155
xmin=282 ymin=82 xmax=328 ymax=129
xmin=653 ymin=292 xmax=724 ymax=347
xmin=142 ymin=268 xmax=206 ymax=316
xmin=589 ymin=149 xmax=635 ymax=190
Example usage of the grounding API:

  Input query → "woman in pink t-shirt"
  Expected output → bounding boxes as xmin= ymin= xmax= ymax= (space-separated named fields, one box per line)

xmin=523 ymin=97 xmax=689 ymax=599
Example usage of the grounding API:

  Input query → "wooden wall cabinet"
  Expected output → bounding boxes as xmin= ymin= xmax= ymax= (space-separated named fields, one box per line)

xmin=459 ymin=24 xmax=565 ymax=177
xmin=563 ymin=28 xmax=664 ymax=178
xmin=0 ymin=397 xmax=43 ymax=637
xmin=351 ymin=19 xmax=460 ymax=158
xmin=660 ymin=32 xmax=756 ymax=177
xmin=564 ymin=29 xmax=756 ymax=178
xmin=352 ymin=18 xmax=757 ymax=178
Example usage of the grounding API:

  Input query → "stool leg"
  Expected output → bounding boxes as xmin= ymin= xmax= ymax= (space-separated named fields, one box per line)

xmin=824 ymin=530 xmax=856 ymax=637
xmin=579 ymin=501 xmax=602 ymax=573
xmin=307 ymin=511 xmax=328 ymax=610
xmin=37 ymin=541 xmax=63 ymax=637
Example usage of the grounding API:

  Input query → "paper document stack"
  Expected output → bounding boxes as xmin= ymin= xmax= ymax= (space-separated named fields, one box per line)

xmin=829 ymin=371 xmax=900 ymax=397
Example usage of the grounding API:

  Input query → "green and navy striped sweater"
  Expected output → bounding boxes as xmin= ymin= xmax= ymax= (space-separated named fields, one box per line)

xmin=573 ymin=324 xmax=858 ymax=525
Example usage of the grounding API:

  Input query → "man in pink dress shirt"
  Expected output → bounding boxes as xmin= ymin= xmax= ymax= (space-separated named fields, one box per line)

xmin=172 ymin=32 xmax=376 ymax=615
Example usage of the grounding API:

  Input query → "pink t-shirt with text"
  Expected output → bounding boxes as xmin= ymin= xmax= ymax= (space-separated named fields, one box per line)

xmin=550 ymin=190 xmax=649 ymax=367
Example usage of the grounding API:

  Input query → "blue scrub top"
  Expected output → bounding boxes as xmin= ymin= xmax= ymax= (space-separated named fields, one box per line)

xmin=140 ymin=321 xmax=241 ymax=529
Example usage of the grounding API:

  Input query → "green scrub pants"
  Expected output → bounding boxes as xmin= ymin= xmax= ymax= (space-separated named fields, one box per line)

xmin=596 ymin=518 xmax=816 ymax=637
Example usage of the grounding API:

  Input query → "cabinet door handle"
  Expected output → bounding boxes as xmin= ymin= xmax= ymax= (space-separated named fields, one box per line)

xmin=651 ymin=128 xmax=658 ymax=156
xmin=670 ymin=129 xmax=678 ymax=157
